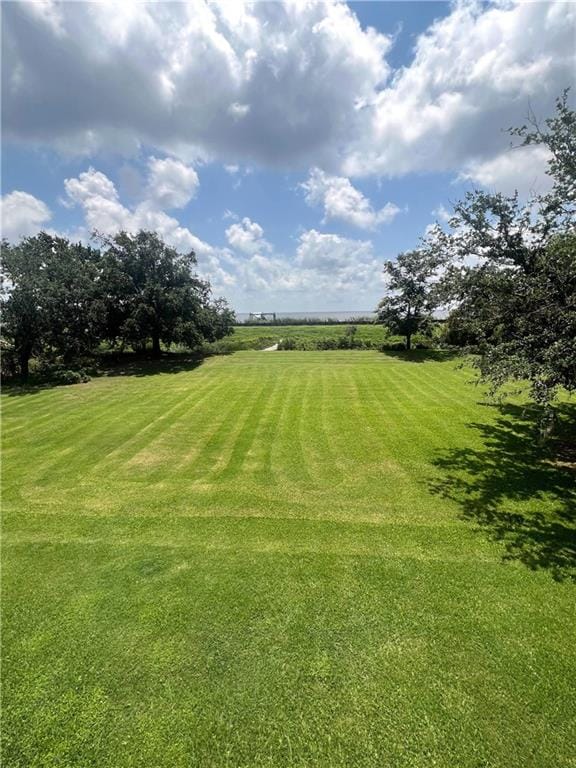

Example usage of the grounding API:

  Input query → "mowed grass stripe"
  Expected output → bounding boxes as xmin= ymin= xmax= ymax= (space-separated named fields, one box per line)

xmin=3 ymin=373 xmax=218 ymax=486
xmin=298 ymin=366 xmax=344 ymax=488
xmin=183 ymin=368 xmax=275 ymax=482
xmin=3 ymin=350 xmax=575 ymax=768
xmin=236 ymin=372 xmax=287 ymax=485
xmin=211 ymin=372 xmax=281 ymax=483
xmin=97 ymin=373 xmax=232 ymax=477
xmin=275 ymin=366 xmax=315 ymax=486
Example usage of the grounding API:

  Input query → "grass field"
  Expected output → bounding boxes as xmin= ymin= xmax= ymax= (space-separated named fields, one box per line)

xmin=3 ymin=350 xmax=575 ymax=767
xmin=209 ymin=324 xmax=399 ymax=351
xmin=233 ymin=324 xmax=388 ymax=343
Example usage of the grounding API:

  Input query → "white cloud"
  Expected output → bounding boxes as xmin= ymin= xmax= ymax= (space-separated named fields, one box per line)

xmin=459 ymin=144 xmax=553 ymax=197
xmin=236 ymin=228 xmax=383 ymax=300
xmin=227 ymin=102 xmax=250 ymax=121
xmin=4 ymin=169 xmax=387 ymax=310
xmin=225 ymin=216 xmax=271 ymax=255
xmin=24 ymin=0 xmax=64 ymax=37
xmin=431 ymin=204 xmax=451 ymax=223
xmin=3 ymin=0 xmax=390 ymax=169
xmin=64 ymin=168 xmax=119 ymax=204
xmin=295 ymin=229 xmax=379 ymax=277
xmin=301 ymin=168 xmax=401 ymax=230
xmin=343 ymin=0 xmax=575 ymax=187
xmin=63 ymin=166 xmax=235 ymax=294
xmin=1 ymin=190 xmax=52 ymax=242
xmin=239 ymin=253 xmax=311 ymax=294
xmin=146 ymin=156 xmax=199 ymax=209
xmin=221 ymin=223 xmax=384 ymax=304
xmin=4 ymin=0 xmax=573 ymax=191
xmin=64 ymin=168 xmax=128 ymax=234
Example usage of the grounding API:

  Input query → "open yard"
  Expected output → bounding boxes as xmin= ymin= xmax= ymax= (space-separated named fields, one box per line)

xmin=2 ymin=350 xmax=575 ymax=767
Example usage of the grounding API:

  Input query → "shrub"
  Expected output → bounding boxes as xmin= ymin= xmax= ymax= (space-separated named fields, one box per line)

xmin=34 ymin=360 xmax=92 ymax=385
xmin=316 ymin=338 xmax=339 ymax=350
xmin=52 ymin=368 xmax=91 ymax=385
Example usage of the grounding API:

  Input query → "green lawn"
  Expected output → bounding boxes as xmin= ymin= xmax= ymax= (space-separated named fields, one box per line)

xmin=233 ymin=323 xmax=388 ymax=342
xmin=211 ymin=323 xmax=396 ymax=350
xmin=3 ymin=350 xmax=575 ymax=767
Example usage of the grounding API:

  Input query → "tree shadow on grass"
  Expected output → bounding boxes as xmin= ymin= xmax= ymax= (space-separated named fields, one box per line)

xmin=430 ymin=402 xmax=576 ymax=582
xmin=2 ymin=352 xmax=207 ymax=398
xmin=381 ymin=349 xmax=461 ymax=363
xmin=97 ymin=351 xmax=207 ymax=378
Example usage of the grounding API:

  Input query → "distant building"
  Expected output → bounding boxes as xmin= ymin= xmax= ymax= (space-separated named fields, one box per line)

xmin=248 ymin=312 xmax=276 ymax=322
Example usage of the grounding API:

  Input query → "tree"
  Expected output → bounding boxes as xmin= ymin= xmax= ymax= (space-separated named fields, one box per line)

xmin=510 ymin=88 xmax=575 ymax=228
xmin=377 ymin=250 xmax=439 ymax=350
xmin=97 ymin=230 xmax=233 ymax=355
xmin=1 ymin=233 xmax=103 ymax=377
xmin=196 ymin=297 xmax=236 ymax=343
xmin=427 ymin=92 xmax=576 ymax=419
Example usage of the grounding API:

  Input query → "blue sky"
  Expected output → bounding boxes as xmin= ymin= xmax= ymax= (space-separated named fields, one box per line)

xmin=2 ymin=1 xmax=573 ymax=312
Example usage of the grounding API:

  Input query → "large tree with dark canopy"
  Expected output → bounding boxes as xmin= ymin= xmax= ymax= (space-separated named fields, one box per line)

xmin=2 ymin=233 xmax=103 ymax=377
xmin=2 ymin=229 xmax=235 ymax=378
xmin=96 ymin=230 xmax=234 ymax=356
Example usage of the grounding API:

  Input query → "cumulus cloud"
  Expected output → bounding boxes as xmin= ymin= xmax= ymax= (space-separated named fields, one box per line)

xmin=431 ymin=204 xmax=451 ymax=224
xmin=63 ymin=166 xmax=235 ymax=293
xmin=1 ymin=190 xmax=52 ymax=242
xmin=295 ymin=229 xmax=375 ymax=272
xmin=146 ymin=157 xmax=199 ymax=209
xmin=239 ymin=253 xmax=311 ymax=294
xmin=459 ymin=144 xmax=553 ymax=197
xmin=3 ymin=0 xmax=390 ymax=168
xmin=301 ymin=168 xmax=401 ymax=229
xmin=4 ymin=168 xmax=386 ymax=309
xmin=4 ymin=0 xmax=574 ymax=189
xmin=225 ymin=216 xmax=271 ymax=255
xmin=234 ymin=229 xmax=383 ymax=302
xmin=344 ymin=1 xmax=575 ymax=182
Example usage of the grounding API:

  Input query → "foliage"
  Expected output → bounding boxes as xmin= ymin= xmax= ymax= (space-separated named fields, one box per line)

xmin=49 ymin=367 xmax=92 ymax=385
xmin=1 ymin=234 xmax=104 ymax=377
xmin=230 ymin=324 xmax=390 ymax=351
xmin=510 ymin=88 xmax=575 ymax=229
xmin=96 ymin=230 xmax=233 ymax=356
xmin=426 ymin=92 xmax=576 ymax=419
xmin=277 ymin=329 xmax=381 ymax=350
xmin=377 ymin=250 xmax=440 ymax=350
xmin=2 ymin=229 xmax=234 ymax=378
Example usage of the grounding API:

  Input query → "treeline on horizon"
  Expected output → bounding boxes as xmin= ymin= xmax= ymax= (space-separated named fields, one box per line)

xmin=1 ymin=92 xmax=575 ymax=420
xmin=237 ymin=316 xmax=376 ymax=326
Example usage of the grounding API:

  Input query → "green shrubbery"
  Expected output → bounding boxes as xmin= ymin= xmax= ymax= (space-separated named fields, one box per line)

xmin=277 ymin=331 xmax=433 ymax=352
xmin=50 ymin=367 xmax=91 ymax=385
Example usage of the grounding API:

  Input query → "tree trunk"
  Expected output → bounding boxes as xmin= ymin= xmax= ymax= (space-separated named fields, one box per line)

xmin=151 ymin=332 xmax=161 ymax=358
xmin=19 ymin=345 xmax=31 ymax=380
xmin=406 ymin=332 xmax=412 ymax=351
